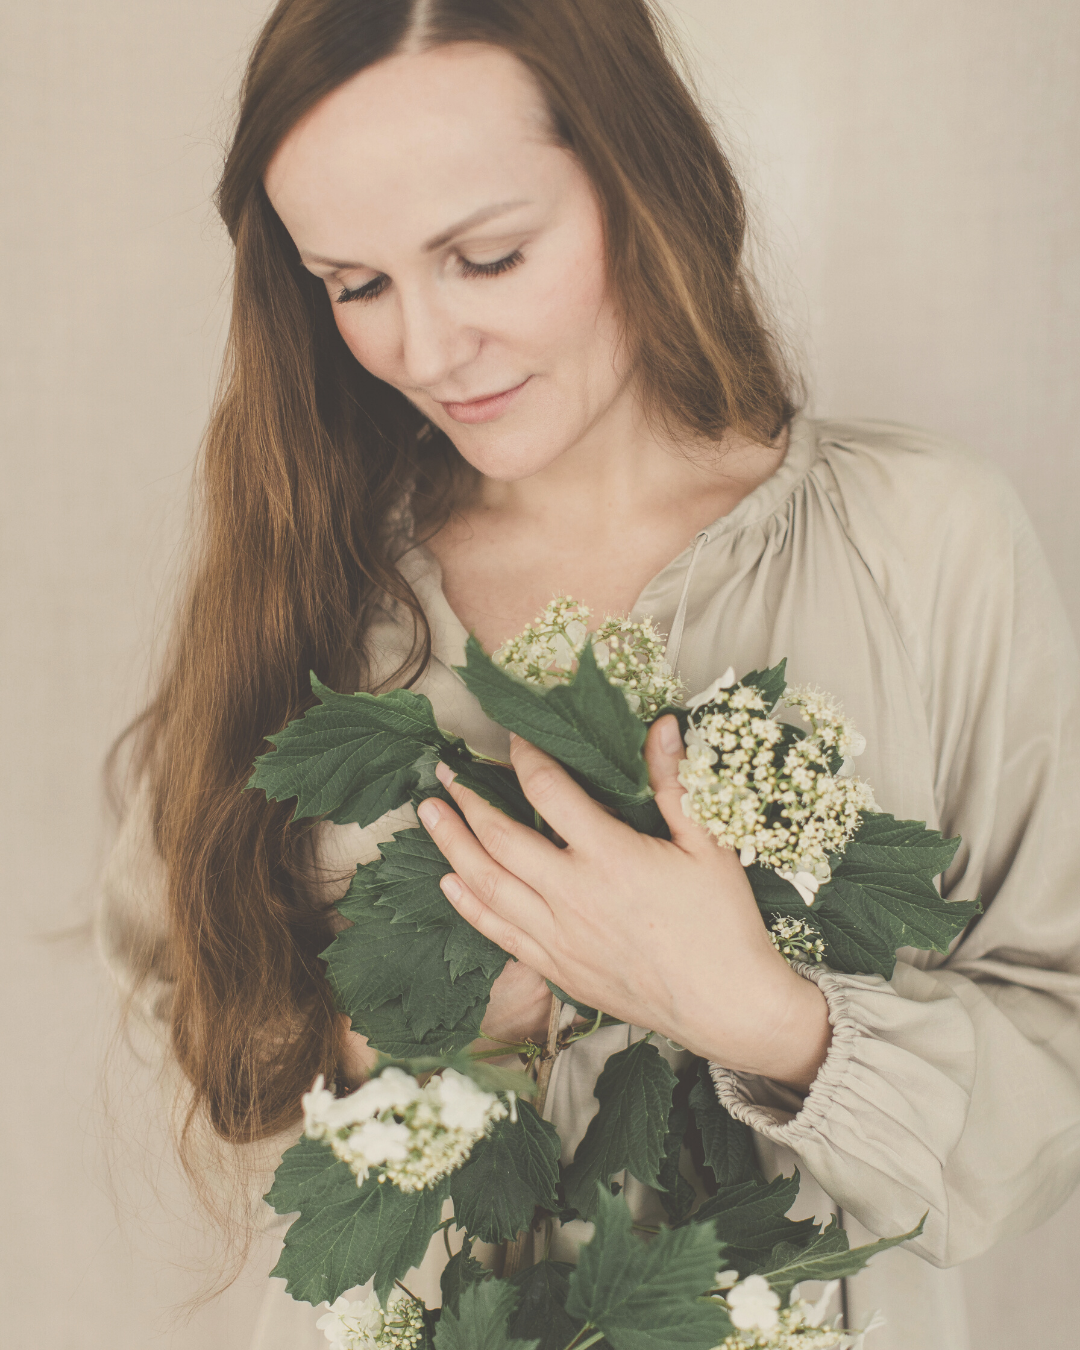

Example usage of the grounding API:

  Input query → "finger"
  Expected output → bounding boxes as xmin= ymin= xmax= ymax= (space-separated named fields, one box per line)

xmin=644 ymin=715 xmax=713 ymax=853
xmin=415 ymin=793 xmax=552 ymax=934
xmin=433 ymin=760 xmax=561 ymax=885
xmin=507 ymin=734 xmax=625 ymax=852
xmin=438 ymin=870 xmax=553 ymax=972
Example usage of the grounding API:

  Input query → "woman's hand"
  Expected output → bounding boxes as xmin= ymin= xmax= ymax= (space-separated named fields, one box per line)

xmin=416 ymin=716 xmax=832 ymax=1090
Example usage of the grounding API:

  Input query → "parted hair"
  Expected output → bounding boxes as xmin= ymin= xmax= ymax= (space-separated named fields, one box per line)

xmin=127 ymin=0 xmax=796 ymax=1179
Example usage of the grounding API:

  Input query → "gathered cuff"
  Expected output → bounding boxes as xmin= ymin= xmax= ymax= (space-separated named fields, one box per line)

xmin=708 ymin=961 xmax=868 ymax=1141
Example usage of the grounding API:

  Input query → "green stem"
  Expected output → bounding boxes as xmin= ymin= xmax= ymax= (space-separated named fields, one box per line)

xmin=561 ymin=1328 xmax=603 ymax=1350
xmin=562 ymin=1011 xmax=620 ymax=1046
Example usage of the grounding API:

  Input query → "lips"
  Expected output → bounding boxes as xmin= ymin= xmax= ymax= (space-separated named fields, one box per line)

xmin=438 ymin=377 xmax=530 ymax=424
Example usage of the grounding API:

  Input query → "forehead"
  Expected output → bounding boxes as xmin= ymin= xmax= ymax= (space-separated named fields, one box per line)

xmin=264 ymin=43 xmax=560 ymax=256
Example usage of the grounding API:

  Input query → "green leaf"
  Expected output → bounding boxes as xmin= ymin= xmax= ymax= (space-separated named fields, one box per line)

xmin=691 ymin=1172 xmax=818 ymax=1272
xmin=455 ymin=637 xmax=652 ymax=810
xmin=439 ymin=1235 xmax=490 ymax=1316
xmin=759 ymin=1214 xmax=927 ymax=1301
xmin=372 ymin=827 xmax=459 ymax=931
xmin=566 ymin=1186 xmax=732 ymax=1350
xmin=738 ymin=660 xmax=788 ymax=712
xmin=688 ymin=1060 xmax=763 ymax=1188
xmin=348 ymin=995 xmax=487 ymax=1059
xmin=757 ymin=1215 xmax=849 ymax=1278
xmin=355 ymin=830 xmax=508 ymax=980
xmin=508 ymin=1262 xmax=586 ymax=1350
xmin=248 ymin=678 xmax=448 ymax=826
xmin=545 ymin=980 xmax=600 ymax=1023
xmin=323 ymin=883 xmax=493 ymax=1038
xmin=450 ymin=1101 xmax=561 ymax=1244
xmin=749 ymin=811 xmax=978 ymax=979
xmin=562 ymin=1039 xmax=677 ymax=1221
xmin=265 ymin=1136 xmax=448 ymax=1305
xmin=434 ymin=1279 xmax=539 ymax=1350
xmin=656 ymin=1100 xmax=696 ymax=1224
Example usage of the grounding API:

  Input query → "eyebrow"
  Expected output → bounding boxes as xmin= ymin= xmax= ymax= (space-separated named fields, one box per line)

xmin=300 ymin=200 xmax=531 ymax=270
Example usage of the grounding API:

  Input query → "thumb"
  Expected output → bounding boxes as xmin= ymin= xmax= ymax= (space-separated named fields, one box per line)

xmin=644 ymin=715 xmax=707 ymax=851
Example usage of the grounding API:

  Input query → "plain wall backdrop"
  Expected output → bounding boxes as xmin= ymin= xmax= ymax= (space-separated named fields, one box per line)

xmin=2 ymin=1 xmax=1077 ymax=1345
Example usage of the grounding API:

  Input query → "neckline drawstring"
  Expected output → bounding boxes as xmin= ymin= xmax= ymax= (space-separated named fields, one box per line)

xmin=664 ymin=529 xmax=710 ymax=677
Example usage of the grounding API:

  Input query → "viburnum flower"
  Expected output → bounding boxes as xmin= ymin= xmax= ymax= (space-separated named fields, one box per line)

xmin=315 ymin=1290 xmax=426 ymax=1350
xmin=717 ymin=1276 xmax=853 ymax=1349
xmin=302 ymin=1067 xmax=509 ymax=1193
xmin=493 ymin=596 xmax=684 ymax=718
xmin=677 ymin=676 xmax=877 ymax=901
xmin=768 ymin=915 xmax=826 ymax=964
xmin=727 ymin=1274 xmax=781 ymax=1333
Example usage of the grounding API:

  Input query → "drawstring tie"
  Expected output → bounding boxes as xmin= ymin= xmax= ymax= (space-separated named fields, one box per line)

xmin=664 ymin=529 xmax=710 ymax=677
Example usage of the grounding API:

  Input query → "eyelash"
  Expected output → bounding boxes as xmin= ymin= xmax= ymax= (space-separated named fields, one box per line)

xmin=334 ymin=248 xmax=525 ymax=305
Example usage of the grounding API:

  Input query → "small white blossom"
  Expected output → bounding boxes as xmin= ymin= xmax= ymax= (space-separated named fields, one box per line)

xmin=677 ymin=676 xmax=877 ymax=888
xmin=492 ymin=596 xmax=684 ymax=718
xmin=768 ymin=915 xmax=826 ymax=964
xmin=316 ymin=1290 xmax=425 ymax=1350
xmin=728 ymin=1276 xmax=781 ymax=1333
xmin=302 ymin=1069 xmax=508 ymax=1193
xmin=715 ymin=1278 xmax=878 ymax=1349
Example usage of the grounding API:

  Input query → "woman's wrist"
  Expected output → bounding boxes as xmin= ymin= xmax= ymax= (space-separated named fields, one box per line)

xmin=677 ymin=964 xmax=833 ymax=1092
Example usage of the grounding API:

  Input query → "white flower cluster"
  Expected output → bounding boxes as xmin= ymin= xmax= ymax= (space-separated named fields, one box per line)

xmin=768 ymin=915 xmax=826 ymax=964
xmin=678 ymin=674 xmax=877 ymax=904
xmin=492 ymin=596 xmax=684 ymax=718
xmin=302 ymin=1067 xmax=510 ymax=1193
xmin=714 ymin=1275 xmax=853 ymax=1349
xmin=316 ymin=1291 xmax=425 ymax=1350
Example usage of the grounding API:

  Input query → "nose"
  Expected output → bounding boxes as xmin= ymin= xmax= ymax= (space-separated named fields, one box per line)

xmin=396 ymin=283 xmax=479 ymax=393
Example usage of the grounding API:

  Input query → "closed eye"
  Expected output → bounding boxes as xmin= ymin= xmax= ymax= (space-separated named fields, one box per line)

xmin=334 ymin=248 xmax=524 ymax=305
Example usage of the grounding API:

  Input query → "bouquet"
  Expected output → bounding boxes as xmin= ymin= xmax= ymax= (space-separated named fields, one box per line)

xmin=248 ymin=598 xmax=979 ymax=1350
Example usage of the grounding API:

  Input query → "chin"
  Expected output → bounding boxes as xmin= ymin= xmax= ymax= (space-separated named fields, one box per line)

xmin=441 ymin=425 xmax=577 ymax=482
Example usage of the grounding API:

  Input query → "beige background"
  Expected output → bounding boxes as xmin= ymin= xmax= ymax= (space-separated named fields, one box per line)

xmin=2 ymin=0 xmax=1077 ymax=1344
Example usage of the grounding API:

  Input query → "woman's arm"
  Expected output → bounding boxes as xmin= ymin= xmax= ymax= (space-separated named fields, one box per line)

xmin=713 ymin=461 xmax=1080 ymax=1268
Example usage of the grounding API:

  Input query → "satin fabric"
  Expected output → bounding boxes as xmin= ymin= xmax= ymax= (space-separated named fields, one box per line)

xmin=98 ymin=414 xmax=1080 ymax=1349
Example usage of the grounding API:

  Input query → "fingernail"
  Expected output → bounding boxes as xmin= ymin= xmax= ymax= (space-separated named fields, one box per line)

xmin=660 ymin=716 xmax=682 ymax=755
xmin=435 ymin=760 xmax=457 ymax=787
xmin=417 ymin=799 xmax=441 ymax=829
xmin=508 ymin=731 xmax=519 ymax=743
xmin=440 ymin=874 xmax=462 ymax=901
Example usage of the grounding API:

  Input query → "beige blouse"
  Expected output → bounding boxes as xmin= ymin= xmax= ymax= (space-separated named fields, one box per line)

xmin=97 ymin=414 xmax=1080 ymax=1350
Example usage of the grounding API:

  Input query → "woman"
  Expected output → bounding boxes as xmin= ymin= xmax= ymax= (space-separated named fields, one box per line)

xmin=97 ymin=2 xmax=1080 ymax=1347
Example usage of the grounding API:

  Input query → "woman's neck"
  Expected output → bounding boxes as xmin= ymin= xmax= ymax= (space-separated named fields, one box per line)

xmin=424 ymin=415 xmax=789 ymax=653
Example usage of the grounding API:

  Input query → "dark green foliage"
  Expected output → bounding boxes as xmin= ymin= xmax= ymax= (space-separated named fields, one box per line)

xmin=562 ymin=1039 xmax=677 ymax=1221
xmin=439 ymin=1236 xmax=489 ymax=1316
xmin=688 ymin=1059 xmax=764 ymax=1188
xmin=434 ymin=1280 xmax=540 ymax=1350
xmin=455 ymin=637 xmax=653 ymax=811
xmin=450 ymin=1102 xmax=561 ymax=1244
xmin=656 ymin=1100 xmax=697 ymax=1225
xmin=265 ymin=1136 xmax=449 ymax=1305
xmin=508 ymin=1262 xmax=587 ymax=1350
xmin=690 ymin=1173 xmax=818 ymax=1276
xmin=566 ymin=1187 xmax=732 ymax=1350
xmin=757 ymin=1214 xmax=927 ymax=1301
xmin=749 ymin=811 xmax=976 ymax=979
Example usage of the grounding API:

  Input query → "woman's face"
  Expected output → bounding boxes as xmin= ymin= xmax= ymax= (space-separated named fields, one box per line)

xmin=264 ymin=43 xmax=629 ymax=482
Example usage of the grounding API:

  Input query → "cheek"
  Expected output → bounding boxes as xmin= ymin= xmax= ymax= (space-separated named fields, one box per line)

xmin=331 ymin=304 xmax=397 ymax=380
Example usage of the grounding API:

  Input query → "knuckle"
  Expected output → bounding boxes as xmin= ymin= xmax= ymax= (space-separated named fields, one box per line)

xmin=476 ymin=815 xmax=511 ymax=858
xmin=474 ymin=867 xmax=503 ymax=908
xmin=526 ymin=764 xmax=562 ymax=807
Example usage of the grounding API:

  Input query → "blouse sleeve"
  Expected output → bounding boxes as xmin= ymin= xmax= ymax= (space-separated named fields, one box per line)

xmin=710 ymin=434 xmax=1080 ymax=1268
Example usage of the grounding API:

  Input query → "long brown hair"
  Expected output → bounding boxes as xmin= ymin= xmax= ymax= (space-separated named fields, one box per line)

xmin=130 ymin=0 xmax=796 ymax=1170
